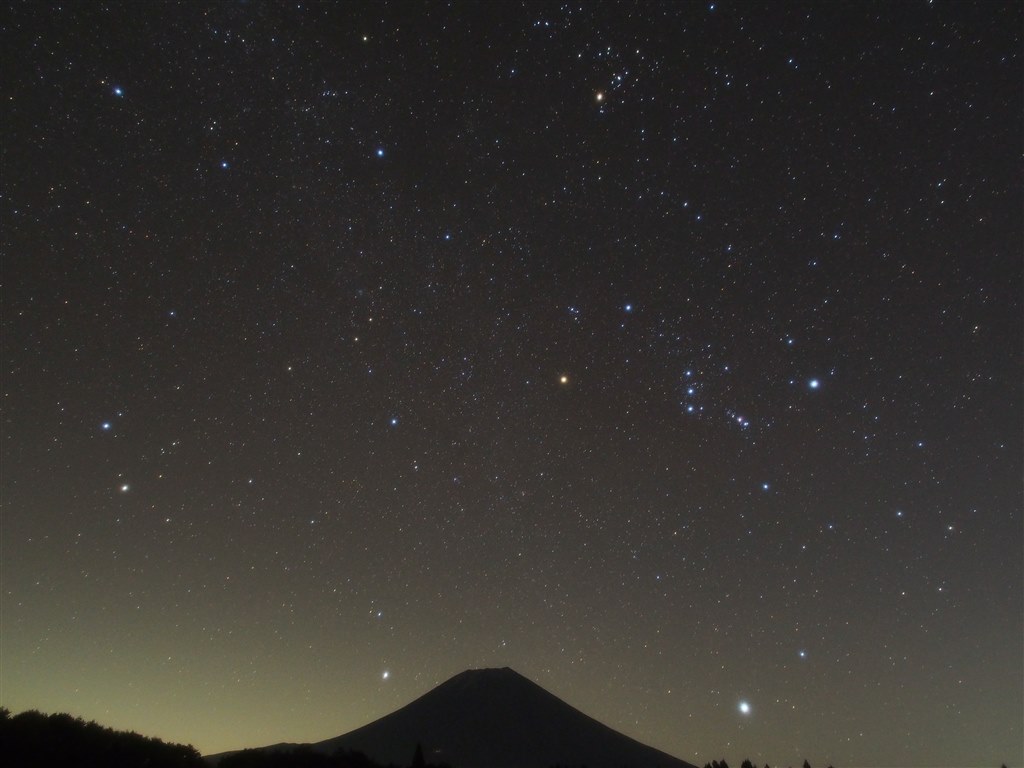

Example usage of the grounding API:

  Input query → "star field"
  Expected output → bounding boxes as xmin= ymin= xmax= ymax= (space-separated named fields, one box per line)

xmin=2 ymin=3 xmax=1021 ymax=766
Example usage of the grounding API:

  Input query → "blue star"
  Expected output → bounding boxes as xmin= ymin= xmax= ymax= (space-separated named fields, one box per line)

xmin=624 ymin=303 xmax=633 ymax=312
xmin=376 ymin=148 xmax=385 ymax=157
xmin=220 ymin=161 xmax=230 ymax=169
xmin=101 ymin=422 xmax=112 ymax=431
xmin=808 ymin=378 xmax=820 ymax=389
xmin=389 ymin=417 xmax=398 ymax=426
xmin=112 ymin=86 xmax=124 ymax=97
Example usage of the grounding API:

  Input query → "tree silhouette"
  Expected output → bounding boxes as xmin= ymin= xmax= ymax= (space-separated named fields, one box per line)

xmin=411 ymin=742 xmax=426 ymax=768
xmin=0 ymin=708 xmax=204 ymax=768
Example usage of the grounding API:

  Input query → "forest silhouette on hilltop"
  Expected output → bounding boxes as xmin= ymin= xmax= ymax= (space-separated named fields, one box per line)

xmin=0 ymin=708 xmax=204 ymax=768
xmin=0 ymin=708 xmax=428 ymax=768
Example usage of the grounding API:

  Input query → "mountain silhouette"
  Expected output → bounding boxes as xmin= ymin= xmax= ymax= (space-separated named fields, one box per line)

xmin=242 ymin=667 xmax=698 ymax=768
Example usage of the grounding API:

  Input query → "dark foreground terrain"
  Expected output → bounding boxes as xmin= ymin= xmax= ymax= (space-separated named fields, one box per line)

xmin=5 ymin=705 xmax=929 ymax=768
xmin=0 ymin=708 xmax=204 ymax=768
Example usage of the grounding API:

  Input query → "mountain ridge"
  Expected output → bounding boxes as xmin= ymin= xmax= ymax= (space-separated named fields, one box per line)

xmin=209 ymin=667 xmax=697 ymax=768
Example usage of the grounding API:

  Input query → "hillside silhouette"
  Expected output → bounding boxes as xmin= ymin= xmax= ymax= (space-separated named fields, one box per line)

xmin=0 ymin=707 xmax=204 ymax=768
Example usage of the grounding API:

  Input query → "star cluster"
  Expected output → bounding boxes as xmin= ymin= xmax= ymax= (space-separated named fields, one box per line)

xmin=2 ymin=3 xmax=1021 ymax=766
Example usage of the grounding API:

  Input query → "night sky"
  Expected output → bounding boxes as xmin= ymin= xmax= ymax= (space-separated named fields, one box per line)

xmin=2 ymin=2 xmax=1021 ymax=766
